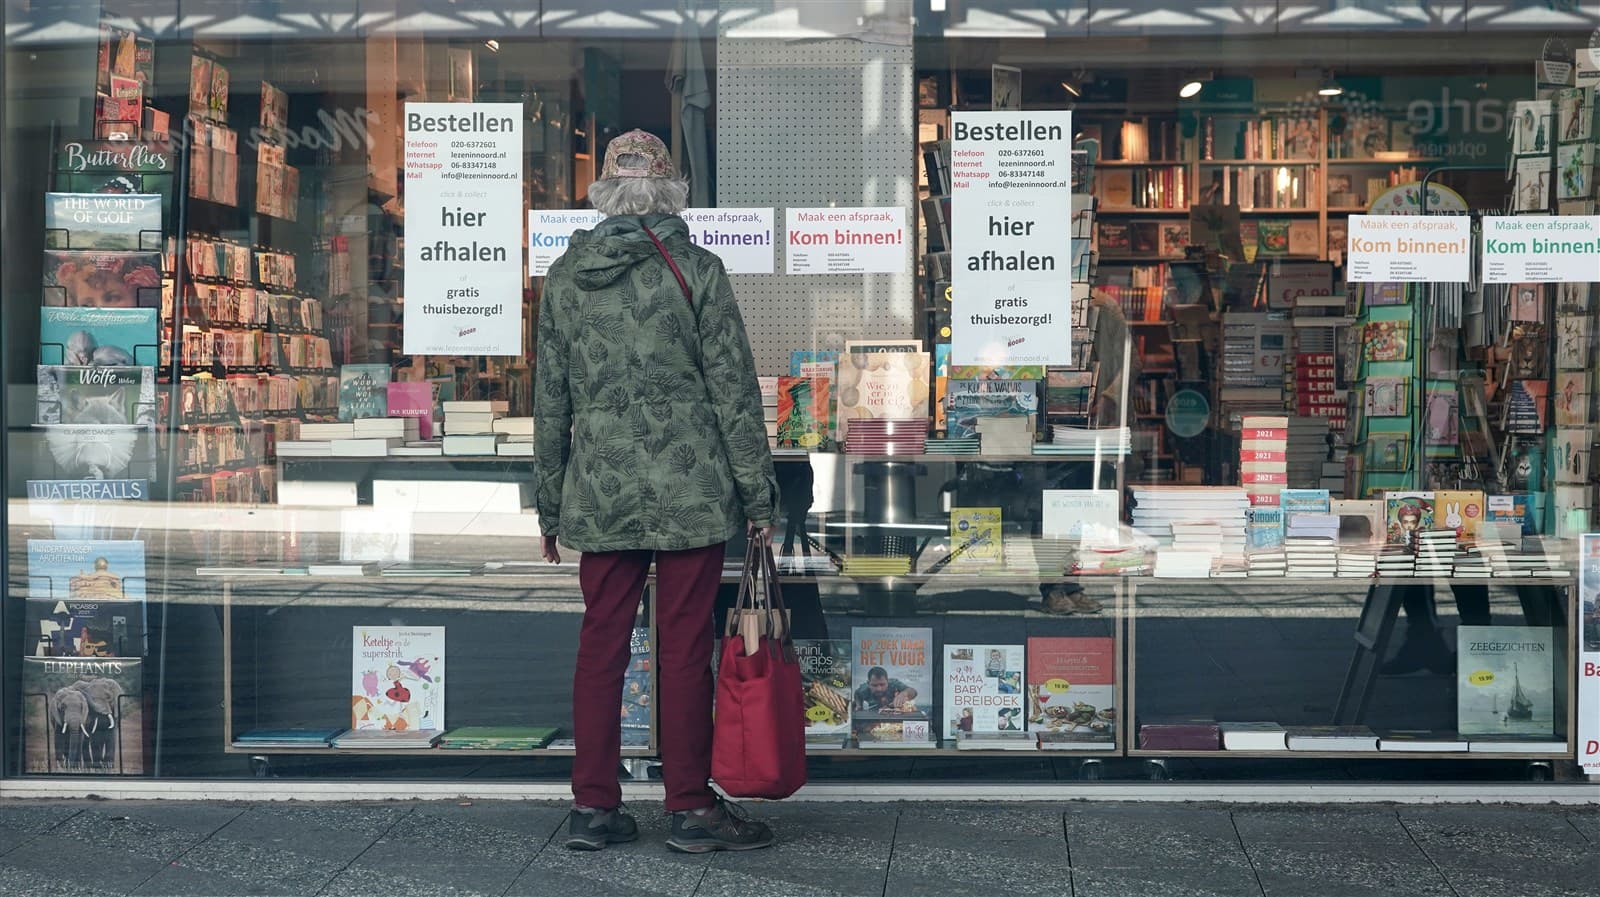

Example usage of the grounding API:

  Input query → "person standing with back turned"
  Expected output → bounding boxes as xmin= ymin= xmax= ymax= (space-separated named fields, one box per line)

xmin=535 ymin=129 xmax=780 ymax=854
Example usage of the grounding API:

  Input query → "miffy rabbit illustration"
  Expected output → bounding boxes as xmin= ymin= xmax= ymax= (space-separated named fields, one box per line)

xmin=1444 ymin=502 xmax=1462 ymax=533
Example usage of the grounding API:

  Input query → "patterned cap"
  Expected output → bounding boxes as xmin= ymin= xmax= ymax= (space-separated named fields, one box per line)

xmin=600 ymin=129 xmax=676 ymax=179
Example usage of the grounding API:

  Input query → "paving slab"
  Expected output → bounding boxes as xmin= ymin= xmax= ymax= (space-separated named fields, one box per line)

xmin=1235 ymin=809 xmax=1452 ymax=897
xmin=698 ymin=803 xmax=893 ymax=897
xmin=0 ymin=802 xmax=82 ymax=858
xmin=1566 ymin=811 xmax=1598 ymax=844
xmin=46 ymin=803 xmax=242 ymax=863
xmin=330 ymin=804 xmax=561 ymax=896
xmin=1399 ymin=806 xmax=1599 ymax=897
xmin=1064 ymin=804 xmax=1261 ymax=897
xmin=207 ymin=803 xmax=411 ymax=864
xmin=0 ymin=862 xmax=115 ymax=897
xmin=0 ymin=832 xmax=172 ymax=895
xmin=134 ymin=834 xmax=347 ymax=896
xmin=884 ymin=804 xmax=1073 ymax=897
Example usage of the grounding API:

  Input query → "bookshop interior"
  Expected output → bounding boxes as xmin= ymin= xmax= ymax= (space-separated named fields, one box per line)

xmin=4 ymin=0 xmax=1600 ymax=787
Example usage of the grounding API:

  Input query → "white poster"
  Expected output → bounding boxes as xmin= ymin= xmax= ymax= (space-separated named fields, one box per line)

xmin=1042 ymin=489 xmax=1119 ymax=545
xmin=1346 ymin=215 xmax=1471 ymax=283
xmin=681 ymin=208 xmax=775 ymax=274
xmin=1482 ymin=216 xmax=1600 ymax=284
xmin=1581 ymin=534 xmax=1600 ymax=771
xmin=950 ymin=111 xmax=1074 ymax=366
xmin=785 ymin=207 xmax=907 ymax=275
xmin=403 ymin=103 xmax=523 ymax=355
xmin=528 ymin=209 xmax=605 ymax=277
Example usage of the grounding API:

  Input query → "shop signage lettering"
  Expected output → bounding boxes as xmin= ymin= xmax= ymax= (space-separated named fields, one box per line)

xmin=244 ymin=107 xmax=376 ymax=152
xmin=785 ymin=207 xmax=907 ymax=274
xmin=681 ymin=208 xmax=775 ymax=274
xmin=528 ymin=209 xmax=605 ymax=277
xmin=949 ymin=110 xmax=1073 ymax=365
xmin=403 ymin=102 xmax=523 ymax=356
xmin=1578 ymin=534 xmax=1600 ymax=772
xmin=1481 ymin=216 xmax=1600 ymax=284
xmin=1346 ymin=215 xmax=1471 ymax=283
xmin=57 ymin=140 xmax=171 ymax=173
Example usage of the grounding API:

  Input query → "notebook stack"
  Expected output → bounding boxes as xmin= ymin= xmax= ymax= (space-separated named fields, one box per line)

xmin=846 ymin=418 xmax=926 ymax=455
xmin=759 ymin=376 xmax=779 ymax=441
xmin=1247 ymin=547 xmax=1287 ymax=577
xmin=1452 ymin=540 xmax=1493 ymax=579
xmin=1493 ymin=540 xmax=1569 ymax=577
xmin=1037 ymin=425 xmax=1132 ymax=456
xmin=1377 ymin=543 xmax=1415 ymax=577
xmin=437 ymin=726 xmax=559 ymax=750
xmin=1240 ymin=416 xmax=1288 ymax=512
xmin=1154 ymin=549 xmax=1216 ymax=579
xmin=1285 ymin=416 xmax=1331 ymax=488
xmin=923 ymin=435 xmax=980 ymax=455
xmin=1070 ymin=544 xmax=1152 ymax=576
xmin=442 ymin=400 xmax=509 ymax=455
xmin=1414 ymin=529 xmax=1459 ymax=578
xmin=332 ymin=415 xmax=421 ymax=457
xmin=493 ymin=417 xmax=536 ymax=456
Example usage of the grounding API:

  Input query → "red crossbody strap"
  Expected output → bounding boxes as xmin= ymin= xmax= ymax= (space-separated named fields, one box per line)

xmin=642 ymin=224 xmax=692 ymax=305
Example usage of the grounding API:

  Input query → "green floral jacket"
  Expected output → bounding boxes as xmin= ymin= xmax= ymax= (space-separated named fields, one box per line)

xmin=534 ymin=213 xmax=778 ymax=552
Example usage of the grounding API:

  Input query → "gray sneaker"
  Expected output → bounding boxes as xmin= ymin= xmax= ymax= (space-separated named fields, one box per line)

xmin=666 ymin=798 xmax=774 ymax=854
xmin=564 ymin=806 xmax=639 ymax=850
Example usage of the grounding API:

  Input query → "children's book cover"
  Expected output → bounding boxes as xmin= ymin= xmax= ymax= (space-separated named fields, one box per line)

xmin=338 ymin=364 xmax=390 ymax=420
xmin=45 ymin=193 xmax=161 ymax=250
xmin=26 ymin=539 xmax=147 ymax=603
xmin=1432 ymin=490 xmax=1485 ymax=539
xmin=775 ymin=376 xmax=837 ymax=451
xmin=850 ymin=627 xmax=932 ymax=744
xmin=43 ymin=250 xmax=161 ymax=308
xmin=351 ymin=626 xmax=445 ymax=732
xmin=943 ymin=644 xmax=1025 ymax=739
xmin=949 ymin=507 xmax=1003 ymax=569
xmin=945 ymin=379 xmax=1039 ymax=439
xmin=1457 ymin=626 xmax=1555 ymax=738
xmin=39 ymin=307 xmax=159 ymax=368
xmin=795 ymin=639 xmax=851 ymax=740
xmin=1026 ymin=637 xmax=1115 ymax=745
xmin=22 ymin=656 xmax=144 ymax=774
xmin=1362 ymin=320 xmax=1409 ymax=362
xmin=1385 ymin=492 xmax=1436 ymax=548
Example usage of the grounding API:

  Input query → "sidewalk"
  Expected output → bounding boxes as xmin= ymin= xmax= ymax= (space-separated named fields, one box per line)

xmin=0 ymin=799 xmax=1594 ymax=897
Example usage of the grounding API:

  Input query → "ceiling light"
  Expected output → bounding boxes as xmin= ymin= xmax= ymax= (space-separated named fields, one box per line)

xmin=1318 ymin=73 xmax=1343 ymax=97
xmin=1179 ymin=73 xmax=1208 ymax=99
xmin=484 ymin=39 xmax=499 ymax=53
xmin=1061 ymin=79 xmax=1081 ymax=98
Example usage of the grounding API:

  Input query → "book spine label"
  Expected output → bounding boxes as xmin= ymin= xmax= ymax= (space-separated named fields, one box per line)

xmin=1242 ymin=428 xmax=1288 ymax=440
xmin=1242 ymin=472 xmax=1288 ymax=485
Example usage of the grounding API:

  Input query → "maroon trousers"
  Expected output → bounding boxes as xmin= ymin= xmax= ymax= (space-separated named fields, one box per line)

xmin=572 ymin=541 xmax=725 ymax=813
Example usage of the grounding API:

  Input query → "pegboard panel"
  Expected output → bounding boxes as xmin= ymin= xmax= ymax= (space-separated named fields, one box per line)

xmin=716 ymin=13 xmax=916 ymax=374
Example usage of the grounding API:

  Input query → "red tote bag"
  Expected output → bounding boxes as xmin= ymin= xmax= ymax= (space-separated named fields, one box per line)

xmin=711 ymin=533 xmax=808 ymax=800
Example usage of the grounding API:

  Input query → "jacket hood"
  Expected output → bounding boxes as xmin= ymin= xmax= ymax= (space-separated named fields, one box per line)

xmin=567 ymin=214 xmax=689 ymax=290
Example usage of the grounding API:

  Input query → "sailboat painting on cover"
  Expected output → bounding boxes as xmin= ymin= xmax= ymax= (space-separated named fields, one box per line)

xmin=1456 ymin=626 xmax=1555 ymax=738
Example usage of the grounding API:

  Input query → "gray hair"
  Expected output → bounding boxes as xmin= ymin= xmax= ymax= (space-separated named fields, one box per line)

xmin=589 ymin=176 xmax=690 ymax=217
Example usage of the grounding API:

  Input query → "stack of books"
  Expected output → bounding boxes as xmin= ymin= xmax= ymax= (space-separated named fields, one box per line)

xmin=333 ymin=416 xmax=420 ymax=457
xmin=1377 ymin=543 xmax=1415 ymax=577
xmin=845 ymin=418 xmax=926 ymax=455
xmin=275 ymin=421 xmax=348 ymax=457
xmin=1240 ymin=415 xmax=1288 ymax=512
xmin=1337 ymin=548 xmax=1378 ymax=578
xmin=1131 ymin=486 xmax=1248 ymax=560
xmin=1153 ymin=549 xmax=1215 ymax=579
xmin=1037 ymin=425 xmax=1132 ymax=455
xmin=1283 ymin=536 xmax=1338 ymax=577
xmin=923 ymin=436 xmax=980 ymax=455
xmin=841 ymin=554 xmax=913 ymax=576
xmin=1070 ymin=544 xmax=1152 ymax=576
xmin=1452 ymin=541 xmax=1493 ymax=579
xmin=331 ymin=729 xmax=442 ymax=749
xmin=759 ymin=376 xmax=779 ymax=440
xmin=437 ymin=726 xmax=559 ymax=750
xmin=1414 ymin=530 xmax=1459 ymax=577
xmin=1248 ymin=547 xmax=1287 ymax=577
xmin=1285 ymin=416 xmax=1331 ymax=487
xmin=1246 ymin=506 xmax=1284 ymax=551
xmin=442 ymin=400 xmax=508 ymax=455
xmin=493 ymin=417 xmax=536 ymax=456
xmin=232 ymin=728 xmax=344 ymax=748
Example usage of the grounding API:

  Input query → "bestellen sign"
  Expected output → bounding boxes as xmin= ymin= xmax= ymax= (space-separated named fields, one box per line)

xmin=950 ymin=111 xmax=1073 ymax=366
xmin=1346 ymin=215 xmax=1471 ymax=283
xmin=1482 ymin=216 xmax=1600 ymax=283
